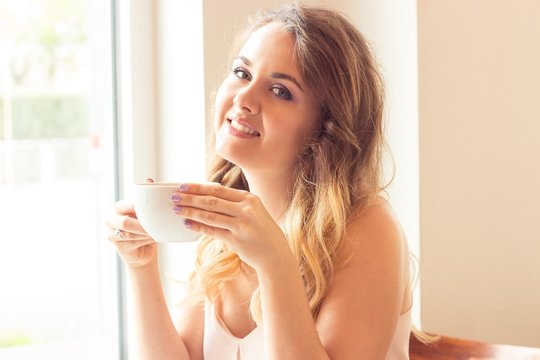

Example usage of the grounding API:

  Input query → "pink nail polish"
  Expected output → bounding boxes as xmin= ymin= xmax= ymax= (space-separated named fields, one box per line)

xmin=179 ymin=184 xmax=189 ymax=191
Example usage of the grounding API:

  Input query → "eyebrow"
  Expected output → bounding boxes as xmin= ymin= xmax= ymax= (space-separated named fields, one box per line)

xmin=235 ymin=55 xmax=304 ymax=91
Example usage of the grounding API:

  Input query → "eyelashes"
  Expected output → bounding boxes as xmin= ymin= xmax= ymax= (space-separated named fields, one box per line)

xmin=271 ymin=86 xmax=292 ymax=100
xmin=232 ymin=67 xmax=251 ymax=81
xmin=231 ymin=67 xmax=293 ymax=101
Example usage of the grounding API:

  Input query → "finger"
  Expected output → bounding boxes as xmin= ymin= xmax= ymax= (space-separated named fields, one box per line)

xmin=183 ymin=218 xmax=232 ymax=242
xmin=108 ymin=238 xmax=155 ymax=251
xmin=111 ymin=228 xmax=125 ymax=240
xmin=114 ymin=199 xmax=137 ymax=217
xmin=173 ymin=205 xmax=235 ymax=230
xmin=107 ymin=226 xmax=151 ymax=241
xmin=171 ymin=192 xmax=241 ymax=217
xmin=106 ymin=214 xmax=148 ymax=236
xmin=178 ymin=182 xmax=247 ymax=202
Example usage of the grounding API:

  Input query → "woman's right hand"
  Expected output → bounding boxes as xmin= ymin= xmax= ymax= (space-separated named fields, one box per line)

xmin=106 ymin=199 xmax=157 ymax=269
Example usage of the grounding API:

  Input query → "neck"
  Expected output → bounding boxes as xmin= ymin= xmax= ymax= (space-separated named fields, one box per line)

xmin=242 ymin=168 xmax=293 ymax=223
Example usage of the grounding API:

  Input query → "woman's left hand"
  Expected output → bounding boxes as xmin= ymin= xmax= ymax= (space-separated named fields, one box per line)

xmin=170 ymin=182 xmax=293 ymax=271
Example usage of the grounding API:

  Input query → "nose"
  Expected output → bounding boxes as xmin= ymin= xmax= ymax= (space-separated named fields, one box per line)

xmin=233 ymin=84 xmax=261 ymax=115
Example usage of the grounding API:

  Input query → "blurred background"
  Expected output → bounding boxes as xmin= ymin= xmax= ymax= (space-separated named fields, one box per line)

xmin=0 ymin=0 xmax=538 ymax=359
xmin=0 ymin=0 xmax=118 ymax=359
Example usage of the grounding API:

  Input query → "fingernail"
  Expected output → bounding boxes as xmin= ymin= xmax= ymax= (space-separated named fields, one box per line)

xmin=172 ymin=205 xmax=183 ymax=213
xmin=184 ymin=219 xmax=193 ymax=228
xmin=179 ymin=184 xmax=189 ymax=191
xmin=170 ymin=194 xmax=181 ymax=203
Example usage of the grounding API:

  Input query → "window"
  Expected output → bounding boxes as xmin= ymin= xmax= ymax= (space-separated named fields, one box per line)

xmin=0 ymin=0 xmax=120 ymax=358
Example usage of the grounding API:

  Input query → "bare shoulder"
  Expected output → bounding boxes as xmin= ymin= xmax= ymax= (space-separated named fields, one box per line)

xmin=345 ymin=196 xmax=405 ymax=255
xmin=316 ymin=196 xmax=409 ymax=359
xmin=173 ymin=297 xmax=205 ymax=360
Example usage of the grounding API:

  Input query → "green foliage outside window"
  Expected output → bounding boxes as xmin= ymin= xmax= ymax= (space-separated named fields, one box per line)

xmin=0 ymin=330 xmax=34 ymax=348
xmin=0 ymin=96 xmax=88 ymax=140
xmin=9 ymin=96 xmax=87 ymax=139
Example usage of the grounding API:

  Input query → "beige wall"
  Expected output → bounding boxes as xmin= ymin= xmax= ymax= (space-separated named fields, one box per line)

xmin=419 ymin=0 xmax=540 ymax=347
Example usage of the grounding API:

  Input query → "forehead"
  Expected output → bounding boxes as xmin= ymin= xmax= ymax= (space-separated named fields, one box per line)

xmin=239 ymin=23 xmax=298 ymax=72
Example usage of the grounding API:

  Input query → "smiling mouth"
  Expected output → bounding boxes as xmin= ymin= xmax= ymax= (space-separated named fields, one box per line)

xmin=228 ymin=118 xmax=260 ymax=136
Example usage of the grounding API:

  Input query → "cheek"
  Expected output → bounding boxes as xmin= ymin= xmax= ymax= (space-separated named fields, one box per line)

xmin=269 ymin=123 xmax=310 ymax=157
xmin=286 ymin=110 xmax=318 ymax=148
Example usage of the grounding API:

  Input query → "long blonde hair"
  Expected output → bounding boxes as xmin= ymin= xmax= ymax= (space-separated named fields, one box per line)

xmin=188 ymin=3 xmax=386 ymax=324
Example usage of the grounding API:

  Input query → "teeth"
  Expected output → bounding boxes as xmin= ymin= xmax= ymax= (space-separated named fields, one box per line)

xmin=230 ymin=119 xmax=259 ymax=136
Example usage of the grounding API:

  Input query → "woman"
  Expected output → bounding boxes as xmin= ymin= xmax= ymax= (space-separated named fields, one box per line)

xmin=108 ymin=3 xmax=412 ymax=359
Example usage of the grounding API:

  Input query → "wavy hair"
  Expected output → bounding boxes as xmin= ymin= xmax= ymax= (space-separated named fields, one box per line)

xmin=188 ymin=3 xmax=386 ymax=324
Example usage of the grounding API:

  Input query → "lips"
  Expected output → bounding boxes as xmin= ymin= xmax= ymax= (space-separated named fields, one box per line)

xmin=227 ymin=117 xmax=260 ymax=137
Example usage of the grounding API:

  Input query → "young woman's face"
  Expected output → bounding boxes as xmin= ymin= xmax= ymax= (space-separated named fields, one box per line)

xmin=214 ymin=23 xmax=318 ymax=175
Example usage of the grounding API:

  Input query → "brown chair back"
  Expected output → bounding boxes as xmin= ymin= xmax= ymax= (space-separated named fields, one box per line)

xmin=409 ymin=333 xmax=540 ymax=360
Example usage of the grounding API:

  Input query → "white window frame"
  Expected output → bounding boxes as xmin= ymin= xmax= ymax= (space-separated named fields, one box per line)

xmin=112 ymin=1 xmax=205 ymax=358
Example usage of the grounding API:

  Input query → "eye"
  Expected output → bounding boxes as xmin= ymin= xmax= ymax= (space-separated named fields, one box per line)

xmin=271 ymin=86 xmax=292 ymax=100
xmin=232 ymin=67 xmax=251 ymax=81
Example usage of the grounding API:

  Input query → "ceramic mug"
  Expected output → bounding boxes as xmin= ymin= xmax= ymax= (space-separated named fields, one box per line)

xmin=132 ymin=182 xmax=200 ymax=243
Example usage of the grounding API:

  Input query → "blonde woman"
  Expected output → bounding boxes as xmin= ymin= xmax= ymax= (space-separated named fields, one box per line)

xmin=108 ymin=3 xmax=412 ymax=359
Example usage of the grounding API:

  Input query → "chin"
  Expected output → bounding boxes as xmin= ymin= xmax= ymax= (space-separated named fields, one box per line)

xmin=215 ymin=146 xmax=255 ymax=172
xmin=216 ymin=148 xmax=242 ymax=167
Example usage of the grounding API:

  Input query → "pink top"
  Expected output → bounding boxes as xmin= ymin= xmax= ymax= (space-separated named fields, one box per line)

xmin=203 ymin=299 xmax=411 ymax=360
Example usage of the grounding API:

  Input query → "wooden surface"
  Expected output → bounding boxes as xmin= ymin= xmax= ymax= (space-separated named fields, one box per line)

xmin=410 ymin=333 xmax=540 ymax=360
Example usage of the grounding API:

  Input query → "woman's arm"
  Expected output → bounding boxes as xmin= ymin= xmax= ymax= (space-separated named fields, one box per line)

xmin=315 ymin=198 xmax=409 ymax=359
xmin=257 ymin=251 xmax=331 ymax=360
xmin=126 ymin=258 xmax=193 ymax=360
xmin=256 ymin=198 xmax=409 ymax=360
xmin=108 ymin=200 xmax=198 ymax=360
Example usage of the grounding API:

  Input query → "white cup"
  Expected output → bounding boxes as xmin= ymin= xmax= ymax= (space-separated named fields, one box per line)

xmin=132 ymin=182 xmax=200 ymax=243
